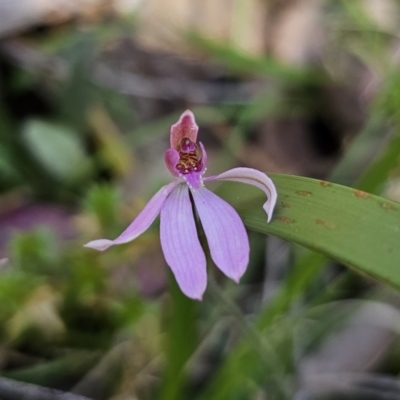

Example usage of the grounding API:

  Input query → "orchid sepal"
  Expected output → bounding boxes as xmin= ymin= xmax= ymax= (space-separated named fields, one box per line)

xmin=204 ymin=167 xmax=277 ymax=223
xmin=84 ymin=181 xmax=178 ymax=251
xmin=170 ymin=110 xmax=198 ymax=150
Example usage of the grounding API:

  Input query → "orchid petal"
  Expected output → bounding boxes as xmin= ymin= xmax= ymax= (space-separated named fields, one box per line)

xmin=160 ymin=183 xmax=207 ymax=300
xmin=192 ymin=187 xmax=249 ymax=283
xmin=164 ymin=148 xmax=180 ymax=177
xmin=84 ymin=181 xmax=178 ymax=251
xmin=170 ymin=110 xmax=198 ymax=150
xmin=204 ymin=167 xmax=277 ymax=222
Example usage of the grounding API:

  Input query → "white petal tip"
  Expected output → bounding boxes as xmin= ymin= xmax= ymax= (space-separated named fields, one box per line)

xmin=184 ymin=292 xmax=204 ymax=301
xmin=191 ymin=288 xmax=206 ymax=301
xmin=84 ymin=239 xmax=114 ymax=252
xmin=181 ymin=109 xmax=195 ymax=119
xmin=226 ymin=273 xmax=242 ymax=284
xmin=263 ymin=203 xmax=274 ymax=223
xmin=173 ymin=110 xmax=197 ymax=128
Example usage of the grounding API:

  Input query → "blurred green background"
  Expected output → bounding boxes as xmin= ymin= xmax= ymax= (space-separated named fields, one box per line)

xmin=1 ymin=1 xmax=400 ymax=399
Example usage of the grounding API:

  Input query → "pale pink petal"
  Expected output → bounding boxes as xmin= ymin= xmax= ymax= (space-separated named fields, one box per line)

xmin=164 ymin=148 xmax=180 ymax=177
xmin=192 ymin=187 xmax=249 ymax=283
xmin=84 ymin=181 xmax=178 ymax=251
xmin=160 ymin=183 xmax=207 ymax=300
xmin=204 ymin=167 xmax=277 ymax=223
xmin=170 ymin=110 xmax=198 ymax=150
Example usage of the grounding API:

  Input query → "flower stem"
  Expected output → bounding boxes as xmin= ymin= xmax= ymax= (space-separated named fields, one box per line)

xmin=207 ymin=272 xmax=292 ymax=399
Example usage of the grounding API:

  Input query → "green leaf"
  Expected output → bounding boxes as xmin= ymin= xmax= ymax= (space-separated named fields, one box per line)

xmin=356 ymin=131 xmax=400 ymax=193
xmin=186 ymin=33 xmax=319 ymax=84
xmin=219 ymin=174 xmax=400 ymax=288
xmin=4 ymin=351 xmax=100 ymax=386
xmin=84 ymin=184 xmax=121 ymax=237
xmin=22 ymin=120 xmax=91 ymax=183
xmin=160 ymin=273 xmax=198 ymax=400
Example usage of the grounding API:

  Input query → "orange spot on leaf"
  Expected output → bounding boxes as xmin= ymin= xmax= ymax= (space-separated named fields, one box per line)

xmin=381 ymin=203 xmax=397 ymax=211
xmin=319 ymin=181 xmax=331 ymax=187
xmin=354 ymin=190 xmax=370 ymax=199
xmin=315 ymin=218 xmax=336 ymax=229
xmin=296 ymin=191 xmax=312 ymax=197
xmin=277 ymin=216 xmax=295 ymax=224
xmin=280 ymin=202 xmax=290 ymax=209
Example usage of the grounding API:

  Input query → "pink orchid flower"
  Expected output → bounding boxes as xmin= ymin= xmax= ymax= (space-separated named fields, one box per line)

xmin=84 ymin=110 xmax=277 ymax=300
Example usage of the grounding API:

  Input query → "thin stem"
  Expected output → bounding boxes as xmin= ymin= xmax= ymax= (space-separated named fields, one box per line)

xmin=207 ymin=273 xmax=292 ymax=400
